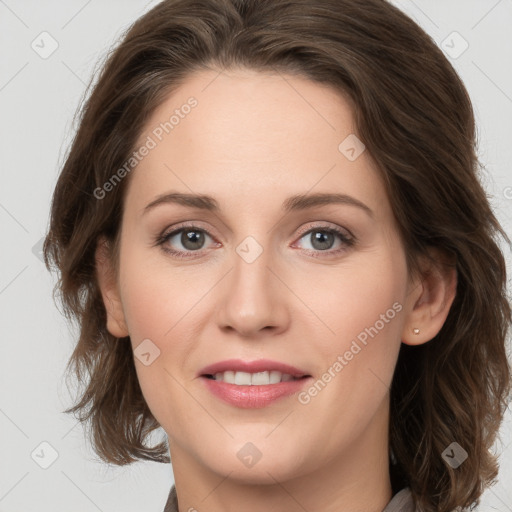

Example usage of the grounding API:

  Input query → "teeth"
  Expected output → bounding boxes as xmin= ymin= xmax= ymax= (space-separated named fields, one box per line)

xmin=212 ymin=370 xmax=298 ymax=385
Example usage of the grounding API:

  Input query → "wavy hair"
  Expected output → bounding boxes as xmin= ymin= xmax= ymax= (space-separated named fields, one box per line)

xmin=43 ymin=0 xmax=511 ymax=510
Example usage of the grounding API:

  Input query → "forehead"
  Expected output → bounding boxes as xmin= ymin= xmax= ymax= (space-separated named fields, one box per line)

xmin=127 ymin=68 xmax=389 ymax=219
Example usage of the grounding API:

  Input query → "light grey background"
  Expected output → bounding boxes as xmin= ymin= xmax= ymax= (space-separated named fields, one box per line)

xmin=0 ymin=1 xmax=511 ymax=511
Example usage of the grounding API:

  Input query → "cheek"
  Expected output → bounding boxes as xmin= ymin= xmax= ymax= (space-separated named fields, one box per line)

xmin=298 ymin=253 xmax=406 ymax=358
xmin=118 ymin=238 xmax=197 ymax=341
xmin=119 ymin=272 xmax=193 ymax=432
xmin=297 ymin=251 xmax=406 ymax=412
xmin=116 ymin=243 xmax=214 ymax=426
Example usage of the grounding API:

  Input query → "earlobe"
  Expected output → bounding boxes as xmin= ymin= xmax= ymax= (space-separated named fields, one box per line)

xmin=401 ymin=248 xmax=457 ymax=346
xmin=95 ymin=237 xmax=129 ymax=338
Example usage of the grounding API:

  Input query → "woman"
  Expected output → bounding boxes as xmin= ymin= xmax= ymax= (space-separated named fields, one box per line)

xmin=43 ymin=0 xmax=511 ymax=511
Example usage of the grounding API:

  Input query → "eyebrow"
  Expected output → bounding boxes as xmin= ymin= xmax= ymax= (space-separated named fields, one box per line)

xmin=143 ymin=191 xmax=374 ymax=218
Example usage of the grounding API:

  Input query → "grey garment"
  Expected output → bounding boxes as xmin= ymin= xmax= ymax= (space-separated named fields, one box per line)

xmin=163 ymin=485 xmax=416 ymax=512
xmin=163 ymin=486 xmax=177 ymax=512
xmin=382 ymin=488 xmax=416 ymax=512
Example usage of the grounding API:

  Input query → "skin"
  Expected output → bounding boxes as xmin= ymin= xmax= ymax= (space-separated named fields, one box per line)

xmin=96 ymin=68 xmax=457 ymax=512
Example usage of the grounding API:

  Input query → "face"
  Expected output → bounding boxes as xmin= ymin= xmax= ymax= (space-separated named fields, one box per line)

xmin=99 ymin=68 xmax=429 ymax=486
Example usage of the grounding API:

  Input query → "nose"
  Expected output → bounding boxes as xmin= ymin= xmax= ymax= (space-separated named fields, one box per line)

xmin=216 ymin=243 xmax=290 ymax=338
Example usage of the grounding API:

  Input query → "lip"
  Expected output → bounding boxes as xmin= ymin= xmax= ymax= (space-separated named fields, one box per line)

xmin=198 ymin=358 xmax=312 ymax=409
xmin=198 ymin=358 xmax=309 ymax=378
xmin=201 ymin=377 xmax=312 ymax=408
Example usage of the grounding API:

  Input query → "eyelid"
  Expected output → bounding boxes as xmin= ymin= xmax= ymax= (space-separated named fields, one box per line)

xmin=158 ymin=221 xmax=353 ymax=244
xmin=159 ymin=220 xmax=219 ymax=240
xmin=293 ymin=221 xmax=354 ymax=240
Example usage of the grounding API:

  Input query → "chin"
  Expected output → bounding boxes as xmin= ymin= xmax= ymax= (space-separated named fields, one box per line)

xmin=210 ymin=458 xmax=306 ymax=485
xmin=197 ymin=439 xmax=312 ymax=484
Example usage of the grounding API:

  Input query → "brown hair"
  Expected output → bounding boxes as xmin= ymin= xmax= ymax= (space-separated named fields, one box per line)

xmin=43 ymin=0 xmax=511 ymax=510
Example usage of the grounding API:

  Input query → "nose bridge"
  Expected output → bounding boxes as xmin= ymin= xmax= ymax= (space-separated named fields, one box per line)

xmin=217 ymin=233 xmax=288 ymax=335
xmin=233 ymin=235 xmax=271 ymax=293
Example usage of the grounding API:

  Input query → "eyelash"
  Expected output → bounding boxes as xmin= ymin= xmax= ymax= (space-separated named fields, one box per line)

xmin=154 ymin=222 xmax=356 ymax=260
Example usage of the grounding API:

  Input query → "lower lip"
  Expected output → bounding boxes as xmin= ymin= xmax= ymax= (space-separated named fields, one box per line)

xmin=201 ymin=376 xmax=311 ymax=408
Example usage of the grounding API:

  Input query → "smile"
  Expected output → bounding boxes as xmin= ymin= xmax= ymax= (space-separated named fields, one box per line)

xmin=204 ymin=370 xmax=305 ymax=385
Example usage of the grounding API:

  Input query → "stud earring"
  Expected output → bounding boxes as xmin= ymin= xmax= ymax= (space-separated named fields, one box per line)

xmin=412 ymin=328 xmax=420 ymax=335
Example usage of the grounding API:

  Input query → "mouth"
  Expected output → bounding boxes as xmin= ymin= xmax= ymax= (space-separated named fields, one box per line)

xmin=198 ymin=359 xmax=312 ymax=408
xmin=202 ymin=371 xmax=310 ymax=385
xmin=198 ymin=358 xmax=311 ymax=382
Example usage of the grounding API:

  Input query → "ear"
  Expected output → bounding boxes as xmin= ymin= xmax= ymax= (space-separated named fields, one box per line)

xmin=95 ymin=236 xmax=129 ymax=338
xmin=401 ymin=247 xmax=457 ymax=346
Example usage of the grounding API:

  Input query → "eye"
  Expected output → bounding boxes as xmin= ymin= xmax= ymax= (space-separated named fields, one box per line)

xmin=155 ymin=223 xmax=355 ymax=259
xmin=156 ymin=224 xmax=217 ymax=258
xmin=293 ymin=225 xmax=355 ymax=257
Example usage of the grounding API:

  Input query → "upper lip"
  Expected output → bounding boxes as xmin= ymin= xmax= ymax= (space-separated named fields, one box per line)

xmin=199 ymin=359 xmax=310 ymax=378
